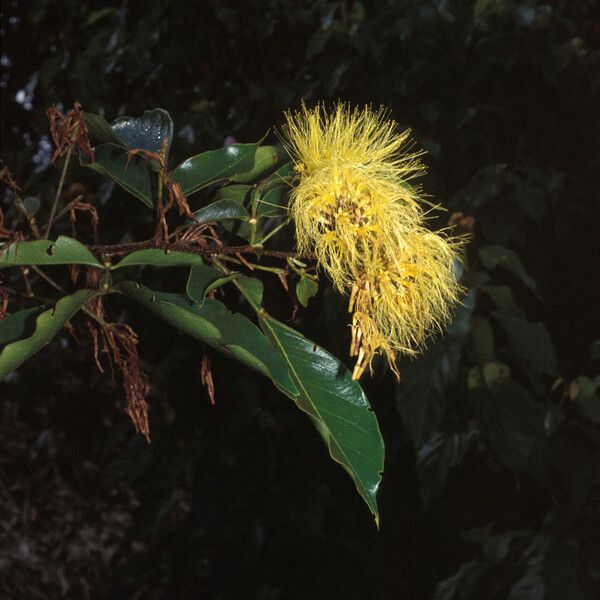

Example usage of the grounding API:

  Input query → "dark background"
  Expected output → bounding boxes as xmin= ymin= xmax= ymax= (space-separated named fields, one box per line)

xmin=1 ymin=1 xmax=599 ymax=599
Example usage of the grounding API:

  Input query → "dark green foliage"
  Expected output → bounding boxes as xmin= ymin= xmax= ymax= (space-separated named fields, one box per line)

xmin=1 ymin=1 xmax=599 ymax=598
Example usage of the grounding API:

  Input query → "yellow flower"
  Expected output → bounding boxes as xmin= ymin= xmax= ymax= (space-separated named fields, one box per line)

xmin=283 ymin=102 xmax=463 ymax=379
xmin=283 ymin=102 xmax=424 ymax=289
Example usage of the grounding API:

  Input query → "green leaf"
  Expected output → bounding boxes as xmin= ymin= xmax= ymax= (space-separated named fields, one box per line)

xmin=0 ymin=236 xmax=102 ymax=268
xmin=236 ymin=276 xmax=264 ymax=309
xmin=171 ymin=144 xmax=258 ymax=196
xmin=115 ymin=282 xmax=295 ymax=395
xmin=256 ymin=184 xmax=290 ymax=218
xmin=258 ymin=312 xmax=384 ymax=522
xmin=186 ymin=264 xmax=236 ymax=304
xmin=479 ymin=245 xmax=539 ymax=296
xmin=190 ymin=199 xmax=249 ymax=225
xmin=296 ymin=277 xmax=318 ymax=307
xmin=481 ymin=284 xmax=517 ymax=312
xmin=259 ymin=161 xmax=295 ymax=186
xmin=112 ymin=249 xmax=204 ymax=269
xmin=84 ymin=113 xmax=127 ymax=147
xmin=0 ymin=308 xmax=42 ymax=345
xmin=469 ymin=380 xmax=546 ymax=473
xmin=119 ymin=278 xmax=383 ymax=519
xmin=83 ymin=143 xmax=155 ymax=208
xmin=214 ymin=184 xmax=252 ymax=204
xmin=111 ymin=108 xmax=174 ymax=158
xmin=252 ymin=162 xmax=293 ymax=218
xmin=232 ymin=145 xmax=288 ymax=184
xmin=0 ymin=290 xmax=99 ymax=380
xmin=493 ymin=314 xmax=558 ymax=375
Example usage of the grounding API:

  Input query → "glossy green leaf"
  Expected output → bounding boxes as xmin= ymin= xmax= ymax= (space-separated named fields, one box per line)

xmin=260 ymin=161 xmax=295 ymax=185
xmin=190 ymin=200 xmax=249 ymax=225
xmin=0 ymin=236 xmax=102 ymax=268
xmin=84 ymin=113 xmax=127 ymax=147
xmin=112 ymin=249 xmax=204 ymax=269
xmin=0 ymin=290 xmax=99 ymax=380
xmin=258 ymin=312 xmax=384 ymax=521
xmin=83 ymin=143 xmax=155 ymax=208
xmin=214 ymin=184 xmax=252 ymax=204
xmin=252 ymin=162 xmax=293 ymax=218
xmin=0 ymin=308 xmax=42 ymax=345
xmin=207 ymin=185 xmax=254 ymax=240
xmin=186 ymin=264 xmax=236 ymax=304
xmin=236 ymin=276 xmax=264 ymax=309
xmin=296 ymin=277 xmax=318 ymax=307
xmin=116 ymin=282 xmax=295 ymax=395
xmin=171 ymin=144 xmax=258 ymax=196
xmin=232 ymin=145 xmax=288 ymax=184
xmin=256 ymin=185 xmax=289 ymax=218
xmin=111 ymin=108 xmax=174 ymax=158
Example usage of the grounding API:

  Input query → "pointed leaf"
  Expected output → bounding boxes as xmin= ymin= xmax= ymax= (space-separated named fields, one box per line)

xmin=83 ymin=143 xmax=154 ymax=207
xmin=232 ymin=145 xmax=288 ymax=184
xmin=257 ymin=312 xmax=384 ymax=521
xmin=237 ymin=276 xmax=264 ymax=309
xmin=171 ymin=144 xmax=258 ymax=196
xmin=296 ymin=277 xmax=318 ymax=307
xmin=0 ymin=290 xmax=100 ymax=380
xmin=111 ymin=108 xmax=174 ymax=158
xmin=255 ymin=184 xmax=289 ymax=218
xmin=84 ymin=113 xmax=127 ymax=147
xmin=213 ymin=184 xmax=252 ymax=204
xmin=260 ymin=162 xmax=295 ymax=185
xmin=0 ymin=308 xmax=42 ymax=345
xmin=0 ymin=236 xmax=102 ymax=268
xmin=115 ymin=282 xmax=295 ymax=395
xmin=186 ymin=264 xmax=236 ymax=303
xmin=112 ymin=249 xmax=204 ymax=269
xmin=190 ymin=199 xmax=249 ymax=225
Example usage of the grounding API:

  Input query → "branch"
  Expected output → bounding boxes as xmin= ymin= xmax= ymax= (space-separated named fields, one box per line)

xmin=89 ymin=240 xmax=314 ymax=261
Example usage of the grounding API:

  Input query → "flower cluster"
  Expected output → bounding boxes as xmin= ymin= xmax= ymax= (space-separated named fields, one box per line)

xmin=283 ymin=103 xmax=462 ymax=379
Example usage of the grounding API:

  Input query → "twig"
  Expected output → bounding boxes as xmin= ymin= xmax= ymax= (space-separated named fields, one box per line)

xmin=89 ymin=239 xmax=313 ymax=260
xmin=53 ymin=195 xmax=83 ymax=224
xmin=1 ymin=284 xmax=54 ymax=305
xmin=44 ymin=144 xmax=74 ymax=239
xmin=20 ymin=267 xmax=33 ymax=297
xmin=14 ymin=198 xmax=41 ymax=238
xmin=30 ymin=265 xmax=107 ymax=325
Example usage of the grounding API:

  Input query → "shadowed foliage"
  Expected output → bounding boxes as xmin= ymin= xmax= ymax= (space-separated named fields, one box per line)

xmin=1 ymin=1 xmax=599 ymax=598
